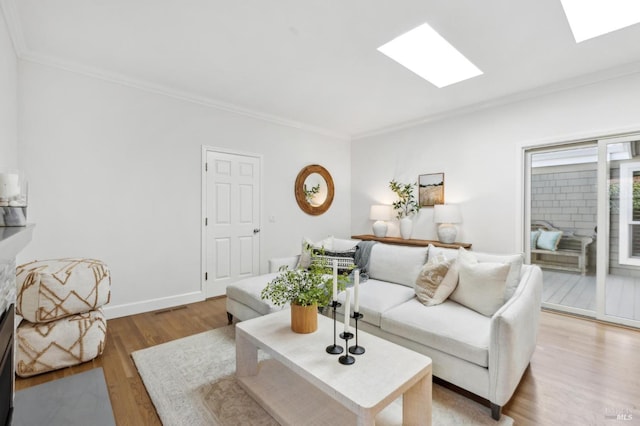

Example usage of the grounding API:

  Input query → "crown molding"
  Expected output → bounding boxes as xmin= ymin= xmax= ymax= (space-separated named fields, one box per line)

xmin=8 ymin=0 xmax=640 ymax=143
xmin=20 ymin=52 xmax=350 ymax=141
xmin=352 ymin=61 xmax=640 ymax=141
xmin=1 ymin=0 xmax=349 ymax=142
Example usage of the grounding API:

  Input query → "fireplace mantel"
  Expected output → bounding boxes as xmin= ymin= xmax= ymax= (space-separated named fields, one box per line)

xmin=0 ymin=224 xmax=34 ymax=426
xmin=0 ymin=225 xmax=35 ymax=314
xmin=0 ymin=225 xmax=35 ymax=263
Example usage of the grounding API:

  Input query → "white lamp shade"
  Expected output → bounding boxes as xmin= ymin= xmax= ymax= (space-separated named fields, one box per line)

xmin=369 ymin=205 xmax=391 ymax=221
xmin=433 ymin=204 xmax=461 ymax=224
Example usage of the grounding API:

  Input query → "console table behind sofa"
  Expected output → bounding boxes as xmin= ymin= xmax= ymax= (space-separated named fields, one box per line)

xmin=350 ymin=234 xmax=471 ymax=249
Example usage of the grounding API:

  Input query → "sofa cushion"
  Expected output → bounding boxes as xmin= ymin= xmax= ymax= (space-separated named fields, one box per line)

xmin=381 ymin=298 xmax=491 ymax=367
xmin=368 ymin=244 xmax=428 ymax=287
xmin=336 ymin=279 xmax=415 ymax=327
xmin=449 ymin=262 xmax=510 ymax=316
xmin=225 ymin=272 xmax=285 ymax=316
xmin=414 ymin=255 xmax=457 ymax=306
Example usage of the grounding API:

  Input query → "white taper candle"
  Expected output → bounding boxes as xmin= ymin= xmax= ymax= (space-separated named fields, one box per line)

xmin=354 ymin=269 xmax=360 ymax=313
xmin=343 ymin=290 xmax=351 ymax=334
xmin=332 ymin=260 xmax=338 ymax=301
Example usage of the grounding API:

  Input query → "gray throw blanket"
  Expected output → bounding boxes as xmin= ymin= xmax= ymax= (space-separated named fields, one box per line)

xmin=348 ymin=240 xmax=377 ymax=283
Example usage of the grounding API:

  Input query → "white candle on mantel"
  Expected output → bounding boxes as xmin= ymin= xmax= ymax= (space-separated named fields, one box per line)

xmin=0 ymin=173 xmax=19 ymax=198
xmin=332 ymin=260 xmax=338 ymax=301
xmin=343 ymin=289 xmax=351 ymax=334
xmin=354 ymin=269 xmax=360 ymax=313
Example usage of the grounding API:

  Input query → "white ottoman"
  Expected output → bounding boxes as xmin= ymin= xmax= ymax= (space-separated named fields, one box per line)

xmin=16 ymin=258 xmax=111 ymax=323
xmin=15 ymin=258 xmax=111 ymax=376
xmin=16 ymin=309 xmax=107 ymax=377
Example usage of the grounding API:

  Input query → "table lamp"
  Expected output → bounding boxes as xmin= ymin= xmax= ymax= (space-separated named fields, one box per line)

xmin=433 ymin=204 xmax=462 ymax=244
xmin=370 ymin=205 xmax=391 ymax=238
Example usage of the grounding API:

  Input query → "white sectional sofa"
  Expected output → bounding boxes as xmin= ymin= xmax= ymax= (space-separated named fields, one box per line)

xmin=226 ymin=239 xmax=543 ymax=420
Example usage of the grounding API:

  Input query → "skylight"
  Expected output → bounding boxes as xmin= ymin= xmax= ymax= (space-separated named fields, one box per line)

xmin=560 ymin=0 xmax=640 ymax=43
xmin=377 ymin=23 xmax=482 ymax=88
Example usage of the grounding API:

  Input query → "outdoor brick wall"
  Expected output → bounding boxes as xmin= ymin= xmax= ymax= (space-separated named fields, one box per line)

xmin=532 ymin=163 xmax=640 ymax=277
xmin=531 ymin=167 xmax=597 ymax=236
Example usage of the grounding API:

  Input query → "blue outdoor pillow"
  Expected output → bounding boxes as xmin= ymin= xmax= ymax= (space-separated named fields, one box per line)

xmin=536 ymin=230 xmax=563 ymax=251
xmin=531 ymin=230 xmax=541 ymax=249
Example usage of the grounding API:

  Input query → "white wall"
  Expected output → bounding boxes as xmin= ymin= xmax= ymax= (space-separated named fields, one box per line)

xmin=352 ymin=73 xmax=640 ymax=253
xmin=17 ymin=61 xmax=351 ymax=317
xmin=0 ymin=7 xmax=17 ymax=170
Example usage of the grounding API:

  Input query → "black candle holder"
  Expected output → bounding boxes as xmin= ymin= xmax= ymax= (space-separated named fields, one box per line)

xmin=348 ymin=312 xmax=365 ymax=355
xmin=338 ymin=331 xmax=355 ymax=365
xmin=325 ymin=300 xmax=343 ymax=355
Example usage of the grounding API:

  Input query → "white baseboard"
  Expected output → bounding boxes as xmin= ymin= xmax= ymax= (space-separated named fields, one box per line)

xmin=103 ymin=291 xmax=206 ymax=319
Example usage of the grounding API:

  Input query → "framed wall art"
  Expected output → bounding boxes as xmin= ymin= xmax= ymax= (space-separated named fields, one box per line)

xmin=419 ymin=173 xmax=444 ymax=207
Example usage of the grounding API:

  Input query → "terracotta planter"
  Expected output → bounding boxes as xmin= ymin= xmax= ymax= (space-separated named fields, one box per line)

xmin=290 ymin=303 xmax=318 ymax=333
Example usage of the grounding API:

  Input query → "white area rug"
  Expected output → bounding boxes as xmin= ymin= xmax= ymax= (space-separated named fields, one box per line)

xmin=132 ymin=326 xmax=513 ymax=425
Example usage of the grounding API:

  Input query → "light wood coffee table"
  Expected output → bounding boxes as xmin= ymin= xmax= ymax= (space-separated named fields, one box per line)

xmin=236 ymin=310 xmax=432 ymax=425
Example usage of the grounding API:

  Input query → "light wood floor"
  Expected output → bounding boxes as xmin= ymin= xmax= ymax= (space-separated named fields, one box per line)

xmin=15 ymin=298 xmax=640 ymax=425
xmin=543 ymin=269 xmax=640 ymax=320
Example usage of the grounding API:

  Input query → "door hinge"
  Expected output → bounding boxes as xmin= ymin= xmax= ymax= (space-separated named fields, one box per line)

xmin=205 ymin=272 xmax=208 ymax=281
xmin=205 ymin=162 xmax=208 ymax=172
xmin=205 ymin=217 xmax=208 ymax=226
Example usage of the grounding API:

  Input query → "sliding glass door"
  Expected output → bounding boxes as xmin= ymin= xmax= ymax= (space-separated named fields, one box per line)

xmin=525 ymin=134 xmax=640 ymax=328
xmin=598 ymin=137 xmax=640 ymax=327
xmin=525 ymin=143 xmax=598 ymax=317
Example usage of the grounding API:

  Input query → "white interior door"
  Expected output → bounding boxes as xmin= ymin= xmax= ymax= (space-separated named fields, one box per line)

xmin=205 ymin=149 xmax=261 ymax=297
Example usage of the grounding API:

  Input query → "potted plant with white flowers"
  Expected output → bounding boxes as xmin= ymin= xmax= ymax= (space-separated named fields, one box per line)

xmin=261 ymin=254 xmax=346 ymax=333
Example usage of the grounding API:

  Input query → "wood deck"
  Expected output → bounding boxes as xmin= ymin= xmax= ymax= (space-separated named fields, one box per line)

xmin=542 ymin=269 xmax=640 ymax=320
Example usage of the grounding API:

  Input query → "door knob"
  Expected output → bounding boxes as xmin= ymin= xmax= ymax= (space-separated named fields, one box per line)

xmin=253 ymin=228 xmax=260 ymax=234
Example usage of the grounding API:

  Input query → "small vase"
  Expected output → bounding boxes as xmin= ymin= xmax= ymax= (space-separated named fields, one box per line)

xmin=290 ymin=303 xmax=318 ymax=333
xmin=399 ymin=217 xmax=413 ymax=239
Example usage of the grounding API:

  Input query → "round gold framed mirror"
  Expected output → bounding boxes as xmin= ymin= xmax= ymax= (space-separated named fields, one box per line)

xmin=294 ymin=164 xmax=334 ymax=215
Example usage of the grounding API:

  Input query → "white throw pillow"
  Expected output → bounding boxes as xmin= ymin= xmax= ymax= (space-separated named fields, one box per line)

xmin=427 ymin=244 xmax=459 ymax=262
xmin=473 ymin=251 xmax=524 ymax=300
xmin=457 ymin=246 xmax=478 ymax=266
xmin=448 ymin=247 xmax=523 ymax=301
xmin=414 ymin=254 xmax=458 ymax=306
xmin=450 ymin=262 xmax=510 ymax=317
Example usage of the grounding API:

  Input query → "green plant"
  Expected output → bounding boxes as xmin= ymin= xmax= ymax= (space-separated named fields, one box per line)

xmin=303 ymin=183 xmax=321 ymax=203
xmin=389 ymin=179 xmax=421 ymax=219
xmin=261 ymin=255 xmax=347 ymax=307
